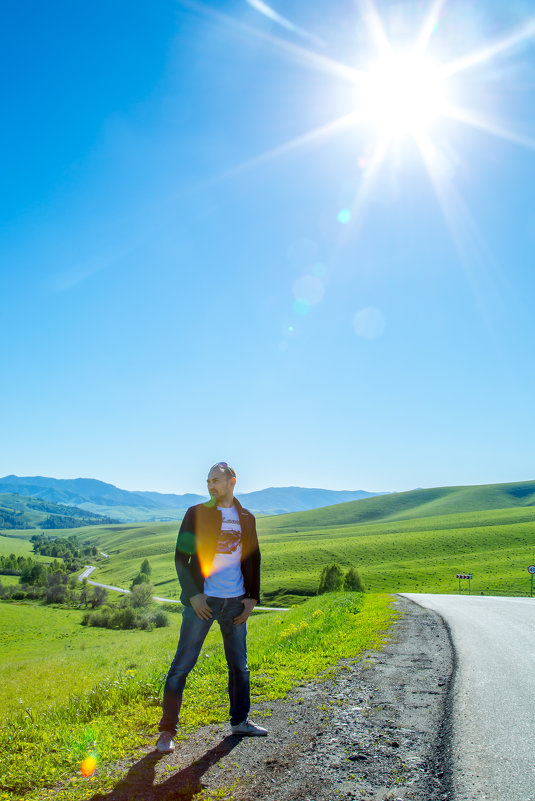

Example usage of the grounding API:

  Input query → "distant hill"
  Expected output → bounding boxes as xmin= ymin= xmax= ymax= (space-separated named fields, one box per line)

xmin=0 ymin=492 xmax=119 ymax=530
xmin=258 ymin=479 xmax=535 ymax=534
xmin=236 ymin=486 xmax=383 ymax=515
xmin=0 ymin=475 xmax=387 ymax=521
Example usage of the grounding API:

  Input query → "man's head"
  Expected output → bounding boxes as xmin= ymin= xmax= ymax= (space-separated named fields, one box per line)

xmin=207 ymin=462 xmax=236 ymax=507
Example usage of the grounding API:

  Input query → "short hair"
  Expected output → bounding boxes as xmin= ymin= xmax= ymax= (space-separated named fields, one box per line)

xmin=209 ymin=462 xmax=236 ymax=478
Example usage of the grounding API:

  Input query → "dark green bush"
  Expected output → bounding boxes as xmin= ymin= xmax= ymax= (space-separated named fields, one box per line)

xmin=318 ymin=563 xmax=343 ymax=594
xmin=151 ymin=610 xmax=170 ymax=628
xmin=343 ymin=567 xmax=365 ymax=592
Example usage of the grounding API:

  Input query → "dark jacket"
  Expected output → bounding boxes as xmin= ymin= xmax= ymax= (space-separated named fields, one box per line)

xmin=174 ymin=498 xmax=261 ymax=606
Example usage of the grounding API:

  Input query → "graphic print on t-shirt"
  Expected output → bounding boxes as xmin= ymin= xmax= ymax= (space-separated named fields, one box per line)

xmin=215 ymin=507 xmax=241 ymax=553
xmin=217 ymin=525 xmax=241 ymax=554
xmin=203 ymin=504 xmax=245 ymax=598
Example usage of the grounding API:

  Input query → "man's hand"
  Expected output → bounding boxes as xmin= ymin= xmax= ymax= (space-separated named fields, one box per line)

xmin=233 ymin=598 xmax=257 ymax=625
xmin=190 ymin=593 xmax=212 ymax=620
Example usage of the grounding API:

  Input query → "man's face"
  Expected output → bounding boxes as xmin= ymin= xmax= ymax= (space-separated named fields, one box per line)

xmin=207 ymin=468 xmax=234 ymax=502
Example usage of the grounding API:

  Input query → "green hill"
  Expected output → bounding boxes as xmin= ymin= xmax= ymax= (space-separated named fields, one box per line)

xmin=258 ymin=479 xmax=535 ymax=533
xmin=0 ymin=492 xmax=119 ymax=530
xmin=3 ymin=479 xmax=535 ymax=604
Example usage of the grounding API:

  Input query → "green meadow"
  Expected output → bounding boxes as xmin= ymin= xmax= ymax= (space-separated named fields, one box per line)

xmin=0 ymin=603 xmax=179 ymax=722
xmin=0 ymin=592 xmax=395 ymax=801
xmin=6 ymin=479 xmax=532 ymax=605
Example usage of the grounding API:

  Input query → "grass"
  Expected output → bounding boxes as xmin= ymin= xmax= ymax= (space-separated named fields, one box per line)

xmin=0 ymin=592 xmax=396 ymax=801
xmin=21 ymin=485 xmax=535 ymax=605
xmin=0 ymin=532 xmax=34 ymax=556
xmin=0 ymin=603 xmax=180 ymax=721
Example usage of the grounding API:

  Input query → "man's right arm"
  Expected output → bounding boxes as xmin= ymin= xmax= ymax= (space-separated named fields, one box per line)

xmin=175 ymin=507 xmax=203 ymax=602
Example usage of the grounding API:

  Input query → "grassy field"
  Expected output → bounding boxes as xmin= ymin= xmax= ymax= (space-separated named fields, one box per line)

xmin=0 ymin=531 xmax=34 ymax=556
xmin=2 ymin=478 xmax=535 ymax=799
xmin=5 ymin=480 xmax=533 ymax=605
xmin=0 ymin=603 xmax=181 ymax=722
xmin=0 ymin=592 xmax=395 ymax=801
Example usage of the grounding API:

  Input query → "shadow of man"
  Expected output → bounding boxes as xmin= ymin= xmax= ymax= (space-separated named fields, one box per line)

xmin=88 ymin=734 xmax=242 ymax=801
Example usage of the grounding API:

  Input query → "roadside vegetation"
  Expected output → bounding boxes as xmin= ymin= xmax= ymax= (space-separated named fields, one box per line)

xmin=0 ymin=591 xmax=396 ymax=801
xmin=0 ymin=534 xmax=104 ymax=605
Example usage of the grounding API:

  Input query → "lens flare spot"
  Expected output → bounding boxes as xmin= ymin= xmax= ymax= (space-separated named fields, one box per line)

xmin=80 ymin=757 xmax=97 ymax=778
xmin=337 ymin=209 xmax=352 ymax=224
xmin=293 ymin=299 xmax=310 ymax=315
xmin=353 ymin=307 xmax=385 ymax=339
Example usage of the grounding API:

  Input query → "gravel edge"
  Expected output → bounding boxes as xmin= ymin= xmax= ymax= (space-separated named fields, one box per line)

xmin=88 ymin=595 xmax=455 ymax=801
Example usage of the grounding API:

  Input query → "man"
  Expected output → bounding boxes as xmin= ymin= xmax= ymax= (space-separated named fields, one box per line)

xmin=157 ymin=462 xmax=267 ymax=754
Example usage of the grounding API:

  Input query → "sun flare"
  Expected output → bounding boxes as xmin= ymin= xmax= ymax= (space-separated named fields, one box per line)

xmin=359 ymin=53 xmax=448 ymax=138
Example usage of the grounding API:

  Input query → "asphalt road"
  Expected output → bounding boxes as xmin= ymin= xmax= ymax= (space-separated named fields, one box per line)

xmin=402 ymin=593 xmax=535 ymax=801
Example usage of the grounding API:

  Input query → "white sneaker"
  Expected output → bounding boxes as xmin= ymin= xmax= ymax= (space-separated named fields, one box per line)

xmin=156 ymin=731 xmax=175 ymax=753
xmin=231 ymin=718 xmax=268 ymax=736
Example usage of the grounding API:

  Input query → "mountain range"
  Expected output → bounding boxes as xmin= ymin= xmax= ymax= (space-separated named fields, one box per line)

xmin=0 ymin=475 xmax=388 ymax=522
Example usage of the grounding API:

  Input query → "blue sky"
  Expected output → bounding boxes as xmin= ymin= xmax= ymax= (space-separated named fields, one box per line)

xmin=2 ymin=0 xmax=535 ymax=495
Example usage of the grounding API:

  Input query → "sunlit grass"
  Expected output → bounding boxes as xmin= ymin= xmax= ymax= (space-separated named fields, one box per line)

xmin=0 ymin=592 xmax=396 ymax=801
xmin=0 ymin=603 xmax=179 ymax=721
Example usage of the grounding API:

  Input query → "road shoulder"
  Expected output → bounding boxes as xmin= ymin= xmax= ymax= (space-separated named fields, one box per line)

xmin=89 ymin=595 xmax=453 ymax=801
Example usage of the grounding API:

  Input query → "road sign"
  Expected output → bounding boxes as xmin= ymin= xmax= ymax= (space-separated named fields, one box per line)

xmin=457 ymin=573 xmax=473 ymax=594
xmin=529 ymin=566 xmax=535 ymax=598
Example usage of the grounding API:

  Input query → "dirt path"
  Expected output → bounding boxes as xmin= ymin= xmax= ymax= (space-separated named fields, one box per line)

xmin=89 ymin=596 xmax=453 ymax=801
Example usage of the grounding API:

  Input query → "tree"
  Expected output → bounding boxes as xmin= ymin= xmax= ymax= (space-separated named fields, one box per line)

xmin=129 ymin=583 xmax=153 ymax=608
xmin=131 ymin=573 xmax=150 ymax=589
xmin=318 ymin=563 xmax=343 ymax=594
xmin=89 ymin=586 xmax=108 ymax=608
xmin=79 ymin=578 xmax=89 ymax=608
xmin=21 ymin=562 xmax=48 ymax=586
xmin=140 ymin=558 xmax=152 ymax=576
xmin=343 ymin=567 xmax=365 ymax=592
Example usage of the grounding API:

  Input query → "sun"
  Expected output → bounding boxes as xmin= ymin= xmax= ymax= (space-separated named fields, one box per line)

xmin=359 ymin=52 xmax=449 ymax=138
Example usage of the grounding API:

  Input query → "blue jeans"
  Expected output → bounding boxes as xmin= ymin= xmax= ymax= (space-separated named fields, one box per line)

xmin=159 ymin=595 xmax=250 ymax=733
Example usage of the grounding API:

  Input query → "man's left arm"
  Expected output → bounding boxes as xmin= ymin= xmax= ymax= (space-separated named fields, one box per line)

xmin=233 ymin=513 xmax=260 ymax=625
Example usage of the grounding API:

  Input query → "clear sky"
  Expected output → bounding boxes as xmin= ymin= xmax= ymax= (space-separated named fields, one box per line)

xmin=2 ymin=0 xmax=535 ymax=496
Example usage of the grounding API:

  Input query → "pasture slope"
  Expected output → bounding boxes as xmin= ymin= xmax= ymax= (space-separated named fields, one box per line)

xmin=3 ymin=478 xmax=535 ymax=605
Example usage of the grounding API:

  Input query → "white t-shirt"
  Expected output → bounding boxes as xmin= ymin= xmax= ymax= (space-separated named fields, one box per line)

xmin=203 ymin=505 xmax=245 ymax=598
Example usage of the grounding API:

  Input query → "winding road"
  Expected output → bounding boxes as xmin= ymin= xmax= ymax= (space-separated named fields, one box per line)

xmin=78 ymin=566 xmax=289 ymax=611
xmin=403 ymin=593 xmax=535 ymax=801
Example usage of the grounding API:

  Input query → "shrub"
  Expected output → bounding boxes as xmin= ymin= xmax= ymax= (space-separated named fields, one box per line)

xmin=140 ymin=558 xmax=152 ymax=576
xmin=151 ymin=610 xmax=170 ymax=628
xmin=137 ymin=615 xmax=154 ymax=631
xmin=129 ymin=583 xmax=153 ymax=608
xmin=343 ymin=567 xmax=365 ymax=592
xmin=89 ymin=608 xmax=112 ymax=628
xmin=318 ymin=563 xmax=343 ymax=594
xmin=45 ymin=584 xmax=67 ymax=604
xmin=111 ymin=607 xmax=136 ymax=629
